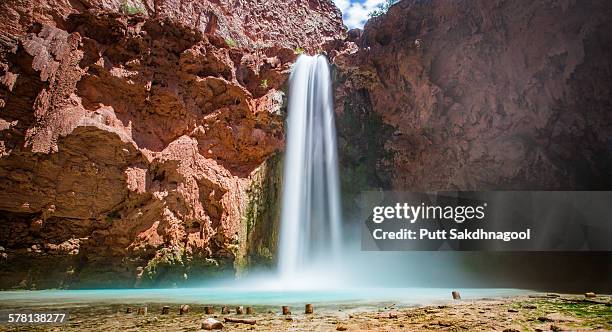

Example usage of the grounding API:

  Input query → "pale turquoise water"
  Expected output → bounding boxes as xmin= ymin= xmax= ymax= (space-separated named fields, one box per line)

xmin=0 ymin=288 xmax=529 ymax=307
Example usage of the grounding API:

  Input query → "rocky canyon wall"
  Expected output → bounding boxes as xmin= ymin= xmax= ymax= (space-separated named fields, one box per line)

xmin=0 ymin=0 xmax=344 ymax=288
xmin=332 ymin=0 xmax=612 ymax=291
xmin=334 ymin=0 xmax=612 ymax=194
xmin=2 ymin=0 xmax=610 ymax=290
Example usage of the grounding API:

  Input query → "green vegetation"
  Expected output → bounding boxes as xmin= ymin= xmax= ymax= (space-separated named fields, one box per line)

xmin=242 ymin=154 xmax=282 ymax=269
xmin=104 ymin=210 xmax=120 ymax=223
xmin=515 ymin=299 xmax=612 ymax=330
xmin=120 ymin=0 xmax=145 ymax=15
xmin=259 ymin=79 xmax=268 ymax=89
xmin=548 ymin=300 xmax=612 ymax=320
xmin=142 ymin=247 xmax=185 ymax=283
xmin=294 ymin=46 xmax=304 ymax=55
xmin=369 ymin=0 xmax=399 ymax=18
xmin=225 ymin=38 xmax=237 ymax=48
xmin=140 ymin=246 xmax=231 ymax=287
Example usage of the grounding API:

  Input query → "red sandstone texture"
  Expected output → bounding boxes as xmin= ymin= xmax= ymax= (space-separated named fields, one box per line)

xmin=0 ymin=0 xmax=344 ymax=288
xmin=334 ymin=0 xmax=612 ymax=192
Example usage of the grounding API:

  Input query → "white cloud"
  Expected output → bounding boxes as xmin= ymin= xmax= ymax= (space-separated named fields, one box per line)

xmin=334 ymin=0 xmax=351 ymax=12
xmin=333 ymin=0 xmax=386 ymax=29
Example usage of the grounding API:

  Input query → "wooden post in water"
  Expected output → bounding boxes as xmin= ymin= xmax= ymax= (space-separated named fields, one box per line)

xmin=305 ymin=304 xmax=313 ymax=314
xmin=179 ymin=304 xmax=190 ymax=315
xmin=282 ymin=306 xmax=291 ymax=315
xmin=452 ymin=291 xmax=461 ymax=300
xmin=221 ymin=306 xmax=230 ymax=314
xmin=236 ymin=306 xmax=244 ymax=314
xmin=246 ymin=306 xmax=254 ymax=315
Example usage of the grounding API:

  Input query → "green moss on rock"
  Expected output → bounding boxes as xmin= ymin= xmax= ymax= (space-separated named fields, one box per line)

xmin=243 ymin=154 xmax=283 ymax=271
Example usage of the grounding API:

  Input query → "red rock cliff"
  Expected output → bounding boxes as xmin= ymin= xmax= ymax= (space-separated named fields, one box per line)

xmin=0 ymin=0 xmax=344 ymax=288
xmin=330 ymin=0 xmax=612 ymax=291
xmin=334 ymin=0 xmax=611 ymax=193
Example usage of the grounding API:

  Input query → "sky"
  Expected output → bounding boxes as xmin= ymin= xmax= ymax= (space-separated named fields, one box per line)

xmin=333 ymin=0 xmax=387 ymax=29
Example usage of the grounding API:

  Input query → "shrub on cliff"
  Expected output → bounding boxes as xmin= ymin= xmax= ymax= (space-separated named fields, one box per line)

xmin=369 ymin=0 xmax=399 ymax=18
xmin=120 ymin=0 xmax=145 ymax=15
xmin=225 ymin=38 xmax=237 ymax=48
xmin=142 ymin=247 xmax=185 ymax=284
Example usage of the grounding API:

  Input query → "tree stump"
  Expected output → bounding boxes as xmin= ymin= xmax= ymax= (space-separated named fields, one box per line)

xmin=282 ymin=306 xmax=291 ymax=315
xmin=236 ymin=306 xmax=244 ymax=314
xmin=246 ymin=306 xmax=254 ymax=315
xmin=221 ymin=306 xmax=230 ymax=314
xmin=452 ymin=291 xmax=461 ymax=300
xmin=126 ymin=307 xmax=134 ymax=314
xmin=161 ymin=306 xmax=170 ymax=314
xmin=138 ymin=307 xmax=148 ymax=315
xmin=204 ymin=306 xmax=215 ymax=314
xmin=305 ymin=304 xmax=313 ymax=314
xmin=180 ymin=304 xmax=190 ymax=315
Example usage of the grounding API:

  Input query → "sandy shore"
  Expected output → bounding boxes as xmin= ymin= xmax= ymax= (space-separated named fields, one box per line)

xmin=1 ymin=293 xmax=610 ymax=331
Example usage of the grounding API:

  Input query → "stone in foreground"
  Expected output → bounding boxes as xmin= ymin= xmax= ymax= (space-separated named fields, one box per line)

xmin=202 ymin=318 xmax=224 ymax=330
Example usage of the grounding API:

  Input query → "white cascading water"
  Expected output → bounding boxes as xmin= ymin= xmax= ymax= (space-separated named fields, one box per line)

xmin=278 ymin=55 xmax=342 ymax=284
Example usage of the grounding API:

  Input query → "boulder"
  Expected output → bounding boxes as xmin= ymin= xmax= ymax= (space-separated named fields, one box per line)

xmin=202 ymin=318 xmax=224 ymax=330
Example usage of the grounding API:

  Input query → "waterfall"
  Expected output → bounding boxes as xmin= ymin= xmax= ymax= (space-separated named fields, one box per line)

xmin=278 ymin=55 xmax=342 ymax=282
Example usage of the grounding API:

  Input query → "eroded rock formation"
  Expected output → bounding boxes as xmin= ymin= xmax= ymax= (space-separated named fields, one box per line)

xmin=0 ymin=0 xmax=344 ymax=288
xmin=334 ymin=0 xmax=612 ymax=194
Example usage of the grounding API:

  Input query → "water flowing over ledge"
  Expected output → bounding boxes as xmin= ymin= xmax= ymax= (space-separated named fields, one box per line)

xmin=278 ymin=55 xmax=343 ymax=285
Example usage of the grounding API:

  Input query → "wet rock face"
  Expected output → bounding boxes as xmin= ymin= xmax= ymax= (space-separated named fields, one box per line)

xmin=0 ymin=0 xmax=344 ymax=288
xmin=334 ymin=0 xmax=612 ymax=191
